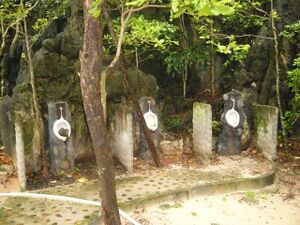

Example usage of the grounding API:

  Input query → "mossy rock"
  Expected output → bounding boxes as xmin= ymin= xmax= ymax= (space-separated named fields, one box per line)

xmin=106 ymin=68 xmax=159 ymax=101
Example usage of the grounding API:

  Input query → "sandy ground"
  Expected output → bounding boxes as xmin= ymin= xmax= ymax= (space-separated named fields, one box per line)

xmin=0 ymin=177 xmax=20 ymax=205
xmin=126 ymin=192 xmax=300 ymax=225
xmin=125 ymin=165 xmax=300 ymax=225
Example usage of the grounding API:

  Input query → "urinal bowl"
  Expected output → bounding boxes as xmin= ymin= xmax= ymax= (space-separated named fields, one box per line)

xmin=225 ymin=109 xmax=240 ymax=128
xmin=53 ymin=118 xmax=71 ymax=142
xmin=143 ymin=112 xmax=158 ymax=131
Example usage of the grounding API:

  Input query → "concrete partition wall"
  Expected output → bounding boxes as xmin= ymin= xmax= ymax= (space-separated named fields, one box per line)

xmin=111 ymin=105 xmax=133 ymax=172
xmin=48 ymin=102 xmax=75 ymax=173
xmin=193 ymin=102 xmax=212 ymax=165
xmin=254 ymin=104 xmax=278 ymax=162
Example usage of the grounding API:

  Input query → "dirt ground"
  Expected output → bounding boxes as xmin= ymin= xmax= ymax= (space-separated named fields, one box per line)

xmin=123 ymin=139 xmax=300 ymax=225
xmin=123 ymin=169 xmax=300 ymax=225
xmin=1 ymin=139 xmax=300 ymax=225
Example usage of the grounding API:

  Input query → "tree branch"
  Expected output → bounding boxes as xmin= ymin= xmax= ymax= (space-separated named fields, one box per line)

xmin=247 ymin=0 xmax=269 ymax=16
xmin=214 ymin=33 xmax=274 ymax=40
xmin=107 ymin=7 xmax=132 ymax=70
xmin=124 ymin=4 xmax=168 ymax=16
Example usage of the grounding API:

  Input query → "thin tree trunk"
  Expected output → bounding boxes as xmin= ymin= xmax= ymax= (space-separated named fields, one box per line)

xmin=182 ymin=63 xmax=187 ymax=98
xmin=103 ymin=8 xmax=161 ymax=167
xmin=180 ymin=15 xmax=188 ymax=98
xmin=80 ymin=1 xmax=121 ymax=225
xmin=15 ymin=121 xmax=26 ymax=191
xmin=210 ymin=20 xmax=216 ymax=98
xmin=22 ymin=3 xmax=47 ymax=174
xmin=270 ymin=0 xmax=287 ymax=150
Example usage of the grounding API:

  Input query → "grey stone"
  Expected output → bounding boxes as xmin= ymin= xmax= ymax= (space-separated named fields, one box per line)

xmin=160 ymin=139 xmax=183 ymax=156
xmin=217 ymin=89 xmax=244 ymax=155
xmin=110 ymin=104 xmax=133 ymax=172
xmin=254 ymin=104 xmax=278 ymax=162
xmin=106 ymin=69 xmax=159 ymax=101
xmin=42 ymin=38 xmax=60 ymax=53
xmin=48 ymin=102 xmax=75 ymax=174
xmin=193 ymin=102 xmax=212 ymax=165
xmin=61 ymin=30 xmax=82 ymax=59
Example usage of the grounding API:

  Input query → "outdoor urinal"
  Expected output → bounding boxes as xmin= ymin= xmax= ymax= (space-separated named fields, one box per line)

xmin=225 ymin=98 xmax=240 ymax=128
xmin=53 ymin=107 xmax=71 ymax=142
xmin=143 ymin=101 xmax=158 ymax=131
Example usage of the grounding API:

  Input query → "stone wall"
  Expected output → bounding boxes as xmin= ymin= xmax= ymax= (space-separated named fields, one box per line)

xmin=110 ymin=104 xmax=133 ymax=172
xmin=255 ymin=104 xmax=278 ymax=162
xmin=192 ymin=102 xmax=212 ymax=165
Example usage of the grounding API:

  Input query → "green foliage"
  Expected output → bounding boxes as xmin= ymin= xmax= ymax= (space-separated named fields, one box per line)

xmin=212 ymin=120 xmax=222 ymax=135
xmin=88 ymin=0 xmax=103 ymax=18
xmin=32 ymin=18 xmax=48 ymax=32
xmin=125 ymin=15 xmax=178 ymax=50
xmin=215 ymin=36 xmax=250 ymax=66
xmin=159 ymin=202 xmax=183 ymax=210
xmin=164 ymin=44 xmax=207 ymax=76
xmin=163 ymin=115 xmax=184 ymax=131
xmin=126 ymin=0 xmax=163 ymax=7
xmin=171 ymin=0 xmax=237 ymax=18
xmin=104 ymin=14 xmax=178 ymax=60
xmin=41 ymin=0 xmax=68 ymax=19
xmin=281 ymin=20 xmax=300 ymax=47
xmin=284 ymin=53 xmax=300 ymax=134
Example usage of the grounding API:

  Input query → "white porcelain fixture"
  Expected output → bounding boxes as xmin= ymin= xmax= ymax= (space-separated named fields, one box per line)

xmin=143 ymin=101 xmax=158 ymax=131
xmin=53 ymin=107 xmax=71 ymax=142
xmin=225 ymin=98 xmax=240 ymax=128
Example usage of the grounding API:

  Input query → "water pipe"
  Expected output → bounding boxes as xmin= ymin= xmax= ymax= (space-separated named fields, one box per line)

xmin=0 ymin=192 xmax=141 ymax=225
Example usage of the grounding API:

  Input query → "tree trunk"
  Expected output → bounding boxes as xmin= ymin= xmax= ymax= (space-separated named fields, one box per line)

xmin=22 ymin=4 xmax=47 ymax=174
xmin=103 ymin=8 xmax=161 ymax=167
xmin=80 ymin=1 xmax=121 ymax=225
xmin=210 ymin=20 xmax=216 ymax=99
xmin=270 ymin=0 xmax=287 ymax=150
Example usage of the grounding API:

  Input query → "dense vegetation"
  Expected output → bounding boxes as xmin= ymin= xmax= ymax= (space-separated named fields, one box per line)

xmin=1 ymin=0 xmax=299 ymax=135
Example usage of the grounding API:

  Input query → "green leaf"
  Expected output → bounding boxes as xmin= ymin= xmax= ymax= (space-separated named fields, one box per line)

xmin=125 ymin=0 xmax=148 ymax=7
xmin=88 ymin=8 xmax=101 ymax=18
xmin=197 ymin=6 xmax=212 ymax=16
xmin=171 ymin=0 xmax=179 ymax=12
xmin=212 ymin=5 xmax=235 ymax=16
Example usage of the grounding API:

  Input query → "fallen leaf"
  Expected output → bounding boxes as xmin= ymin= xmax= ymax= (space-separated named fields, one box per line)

xmin=77 ymin=177 xmax=88 ymax=183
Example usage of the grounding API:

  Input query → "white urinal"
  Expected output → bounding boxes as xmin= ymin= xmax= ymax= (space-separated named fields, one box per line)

xmin=143 ymin=101 xmax=158 ymax=131
xmin=53 ymin=107 xmax=71 ymax=142
xmin=225 ymin=98 xmax=240 ymax=128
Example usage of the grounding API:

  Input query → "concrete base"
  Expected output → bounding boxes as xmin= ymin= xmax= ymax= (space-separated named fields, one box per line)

xmin=0 ymin=155 xmax=275 ymax=225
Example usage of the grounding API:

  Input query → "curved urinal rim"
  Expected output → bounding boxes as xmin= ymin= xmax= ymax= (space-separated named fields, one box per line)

xmin=225 ymin=98 xmax=240 ymax=128
xmin=53 ymin=107 xmax=71 ymax=142
xmin=143 ymin=101 xmax=158 ymax=131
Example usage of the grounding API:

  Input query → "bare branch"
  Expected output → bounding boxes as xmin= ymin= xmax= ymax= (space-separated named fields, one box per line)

xmin=247 ymin=0 xmax=269 ymax=16
xmin=124 ymin=4 xmax=168 ymax=16
xmin=214 ymin=33 xmax=274 ymax=40
xmin=11 ymin=23 xmax=20 ymax=48
xmin=107 ymin=8 xmax=132 ymax=70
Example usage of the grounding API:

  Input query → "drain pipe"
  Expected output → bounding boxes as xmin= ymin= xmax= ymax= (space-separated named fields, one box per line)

xmin=0 ymin=192 xmax=141 ymax=225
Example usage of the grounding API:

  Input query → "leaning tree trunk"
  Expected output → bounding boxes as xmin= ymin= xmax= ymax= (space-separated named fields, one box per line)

xmin=103 ymin=8 xmax=161 ymax=167
xmin=270 ymin=0 xmax=287 ymax=150
xmin=80 ymin=1 xmax=121 ymax=225
xmin=22 ymin=5 xmax=47 ymax=174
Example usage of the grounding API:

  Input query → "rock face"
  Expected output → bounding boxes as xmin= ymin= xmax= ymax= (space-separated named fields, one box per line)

xmin=0 ymin=1 xmax=159 ymax=172
xmin=231 ymin=0 xmax=300 ymax=106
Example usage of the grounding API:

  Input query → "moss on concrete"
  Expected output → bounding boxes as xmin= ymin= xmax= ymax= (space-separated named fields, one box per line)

xmin=115 ymin=176 xmax=144 ymax=187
